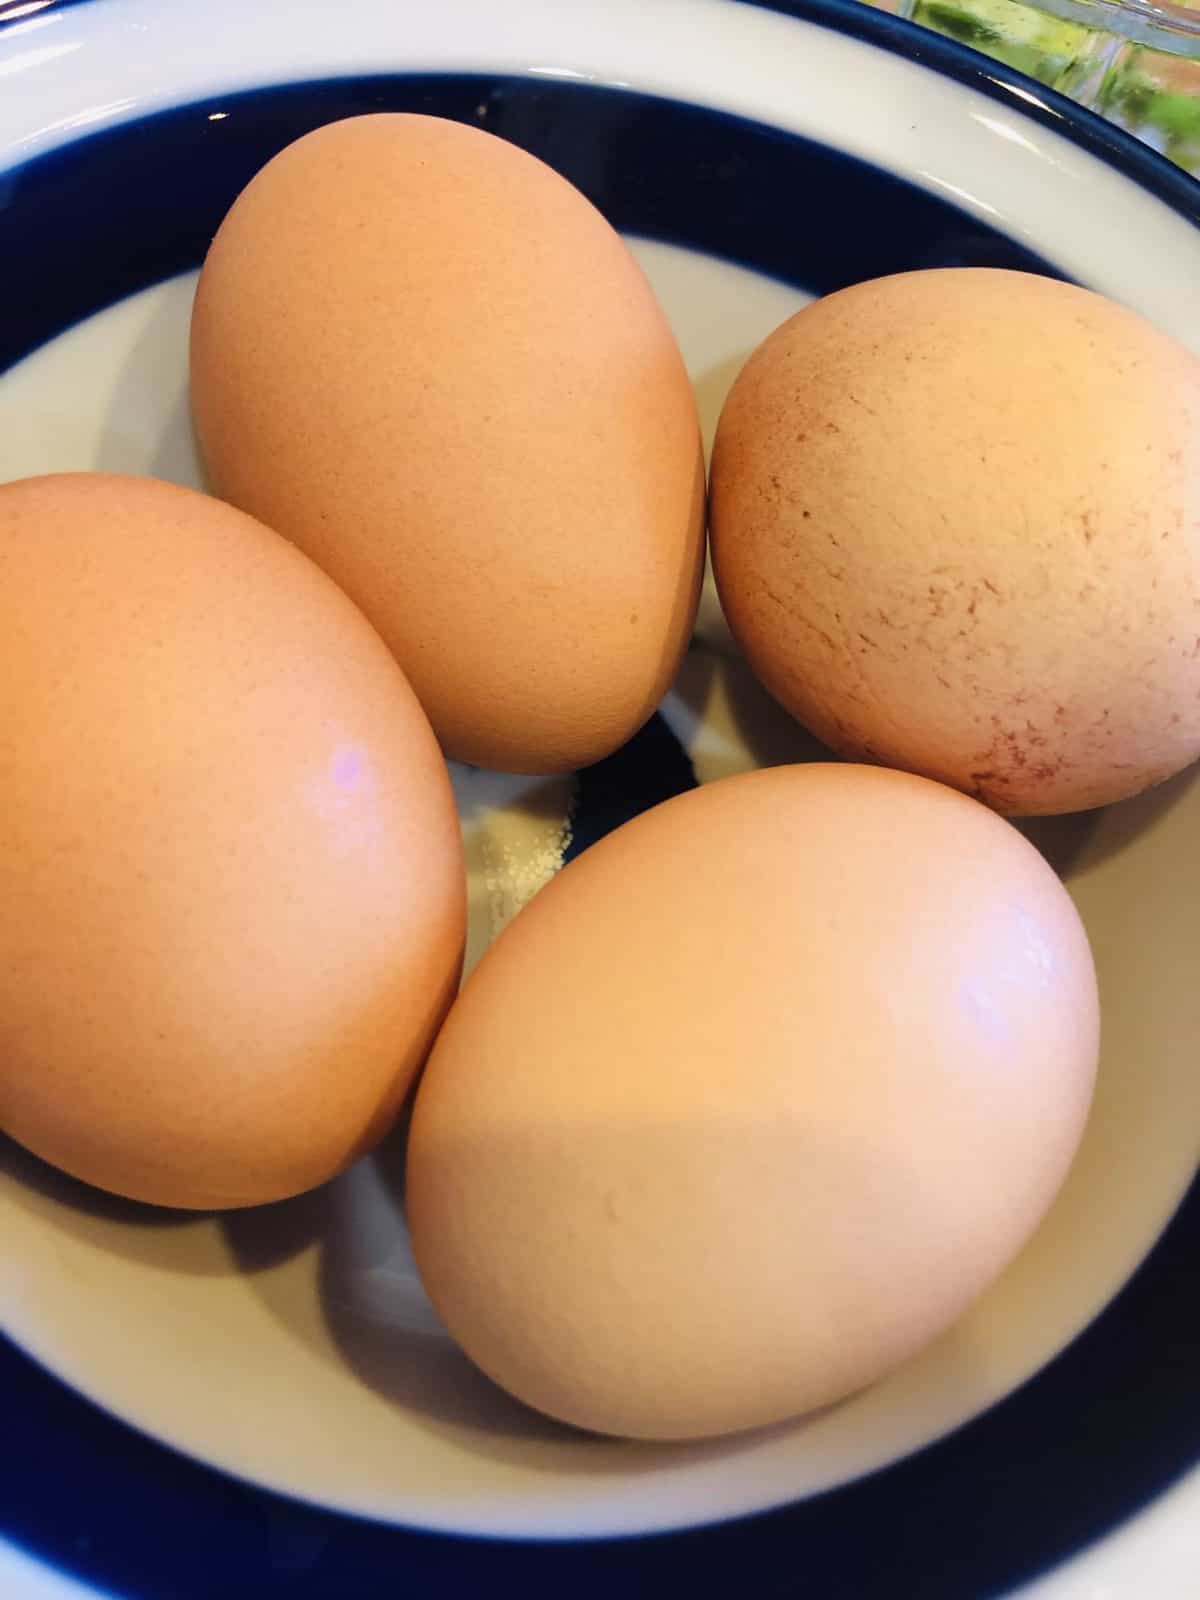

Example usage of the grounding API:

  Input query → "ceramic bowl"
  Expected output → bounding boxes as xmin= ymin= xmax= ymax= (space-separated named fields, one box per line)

xmin=1 ymin=1 xmax=1198 ymax=1595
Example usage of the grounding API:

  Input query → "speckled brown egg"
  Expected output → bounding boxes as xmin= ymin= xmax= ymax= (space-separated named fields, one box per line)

xmin=710 ymin=268 xmax=1200 ymax=815
xmin=0 ymin=472 xmax=465 ymax=1210
xmin=190 ymin=113 xmax=705 ymax=776
xmin=406 ymin=763 xmax=1098 ymax=1441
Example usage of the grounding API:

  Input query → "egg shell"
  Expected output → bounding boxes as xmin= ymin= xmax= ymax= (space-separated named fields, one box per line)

xmin=190 ymin=112 xmax=706 ymax=775
xmin=0 ymin=472 xmax=466 ymax=1210
xmin=406 ymin=762 xmax=1098 ymax=1441
xmin=709 ymin=267 xmax=1200 ymax=815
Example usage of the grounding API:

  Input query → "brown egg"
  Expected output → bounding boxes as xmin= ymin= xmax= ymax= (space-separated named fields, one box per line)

xmin=0 ymin=472 xmax=465 ymax=1210
xmin=190 ymin=113 xmax=705 ymax=776
xmin=406 ymin=763 xmax=1098 ymax=1441
xmin=710 ymin=268 xmax=1200 ymax=815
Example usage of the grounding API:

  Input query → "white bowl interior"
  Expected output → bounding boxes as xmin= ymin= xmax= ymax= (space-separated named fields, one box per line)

xmin=2 ymin=237 xmax=1199 ymax=1537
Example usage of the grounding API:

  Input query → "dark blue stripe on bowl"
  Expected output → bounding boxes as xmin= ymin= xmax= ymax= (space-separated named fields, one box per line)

xmin=2 ymin=1168 xmax=1196 ymax=1599
xmin=0 ymin=72 xmax=1061 ymax=375
xmin=752 ymin=0 xmax=1200 ymax=227
xmin=0 ymin=41 xmax=1196 ymax=1600
xmin=566 ymin=712 xmax=700 ymax=864
xmin=3 ymin=0 xmax=1198 ymax=221
xmin=0 ymin=0 xmax=93 ymax=28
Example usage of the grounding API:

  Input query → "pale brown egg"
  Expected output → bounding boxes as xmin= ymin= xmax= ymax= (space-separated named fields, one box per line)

xmin=190 ymin=112 xmax=705 ymax=776
xmin=710 ymin=268 xmax=1200 ymax=815
xmin=406 ymin=763 xmax=1098 ymax=1441
xmin=0 ymin=472 xmax=465 ymax=1210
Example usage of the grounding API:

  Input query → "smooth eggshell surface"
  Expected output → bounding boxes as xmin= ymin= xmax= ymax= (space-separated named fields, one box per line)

xmin=406 ymin=763 xmax=1098 ymax=1441
xmin=190 ymin=113 xmax=705 ymax=775
xmin=0 ymin=473 xmax=465 ymax=1209
xmin=710 ymin=268 xmax=1200 ymax=815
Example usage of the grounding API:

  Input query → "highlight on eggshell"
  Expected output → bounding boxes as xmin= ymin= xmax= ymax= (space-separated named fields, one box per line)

xmin=406 ymin=762 xmax=1099 ymax=1442
xmin=0 ymin=471 xmax=467 ymax=1210
xmin=709 ymin=266 xmax=1200 ymax=816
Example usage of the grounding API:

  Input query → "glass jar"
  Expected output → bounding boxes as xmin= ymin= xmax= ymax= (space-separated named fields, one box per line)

xmin=875 ymin=0 xmax=1200 ymax=175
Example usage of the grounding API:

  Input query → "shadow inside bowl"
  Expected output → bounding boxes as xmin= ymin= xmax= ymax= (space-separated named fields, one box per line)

xmin=671 ymin=639 xmax=1199 ymax=886
xmin=0 ymin=1134 xmax=198 ymax=1228
xmin=0 ymin=1133 xmax=243 ymax=1278
xmin=666 ymin=644 xmax=838 ymax=779
xmin=0 ymin=1130 xmax=340 ymax=1281
xmin=91 ymin=268 xmax=208 ymax=491
xmin=220 ymin=1119 xmax=836 ymax=1477
xmin=219 ymin=1119 xmax=567 ymax=1445
xmin=692 ymin=350 xmax=749 ymax=457
xmin=1016 ymin=762 xmax=1200 ymax=879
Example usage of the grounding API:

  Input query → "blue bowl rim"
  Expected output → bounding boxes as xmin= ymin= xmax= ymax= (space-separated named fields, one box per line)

xmin=0 ymin=1 xmax=1197 ymax=1597
xmin=1 ymin=0 xmax=1198 ymax=225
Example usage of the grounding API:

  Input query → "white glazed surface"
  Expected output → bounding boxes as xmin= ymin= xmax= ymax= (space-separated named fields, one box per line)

xmin=0 ymin=0 xmax=1195 ymax=337
xmin=1 ymin=0 xmax=1198 ymax=1588
xmin=2 ymin=246 xmax=1199 ymax=1547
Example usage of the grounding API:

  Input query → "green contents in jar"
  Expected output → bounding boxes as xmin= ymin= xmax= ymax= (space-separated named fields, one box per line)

xmin=910 ymin=0 xmax=1091 ymax=84
xmin=886 ymin=0 xmax=1200 ymax=175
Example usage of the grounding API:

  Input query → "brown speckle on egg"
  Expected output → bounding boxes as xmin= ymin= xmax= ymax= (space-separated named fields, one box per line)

xmin=710 ymin=267 xmax=1200 ymax=815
